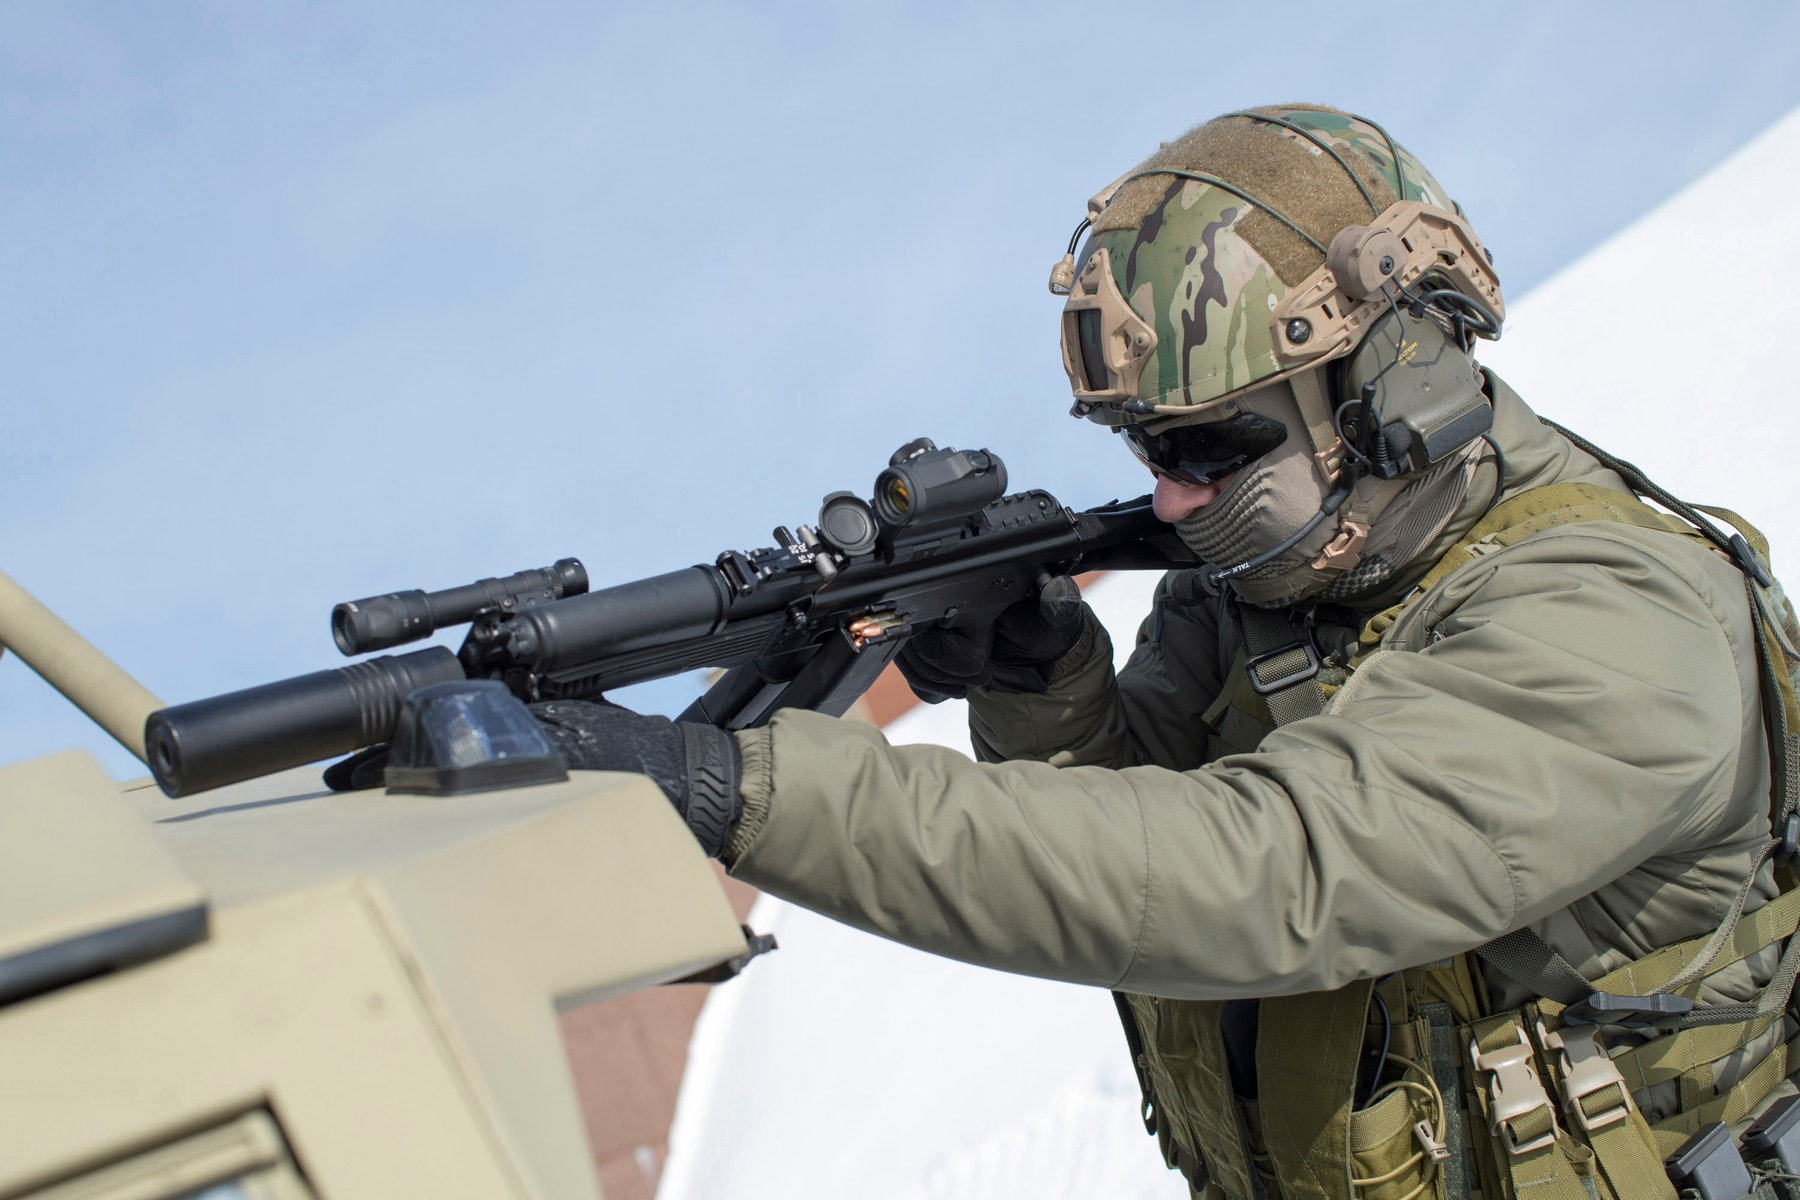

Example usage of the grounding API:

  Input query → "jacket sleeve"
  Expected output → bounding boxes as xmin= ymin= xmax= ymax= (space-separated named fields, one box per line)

xmin=724 ymin=528 xmax=1762 ymax=998
xmin=967 ymin=571 xmax=1231 ymax=770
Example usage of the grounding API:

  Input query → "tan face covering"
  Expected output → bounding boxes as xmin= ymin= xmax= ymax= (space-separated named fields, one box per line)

xmin=1169 ymin=380 xmax=1338 ymax=606
xmin=1166 ymin=377 xmax=1479 ymax=609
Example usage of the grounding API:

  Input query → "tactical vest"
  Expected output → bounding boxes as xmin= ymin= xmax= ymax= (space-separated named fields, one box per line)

xmin=1120 ymin=479 xmax=1800 ymax=1200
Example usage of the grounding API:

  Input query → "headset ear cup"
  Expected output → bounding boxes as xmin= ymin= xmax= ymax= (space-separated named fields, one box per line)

xmin=1341 ymin=305 xmax=1490 ymax=476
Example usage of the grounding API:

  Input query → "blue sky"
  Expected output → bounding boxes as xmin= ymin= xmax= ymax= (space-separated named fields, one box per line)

xmin=7 ymin=1 xmax=1800 ymax=778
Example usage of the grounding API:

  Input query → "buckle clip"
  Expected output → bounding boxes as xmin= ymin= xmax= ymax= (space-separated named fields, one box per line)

xmin=1313 ymin=436 xmax=1347 ymax=485
xmin=1538 ymin=1021 xmax=1633 ymax=1133
xmin=1244 ymin=626 xmax=1322 ymax=697
xmin=1779 ymin=811 xmax=1800 ymax=866
xmin=1561 ymin=991 xmax=1693 ymax=1031
xmin=1470 ymin=1028 xmax=1560 ymax=1155
xmin=1312 ymin=519 xmax=1370 ymax=573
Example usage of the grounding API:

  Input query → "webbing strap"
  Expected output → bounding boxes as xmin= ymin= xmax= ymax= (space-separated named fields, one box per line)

xmin=1662 ymin=841 xmax=1785 ymax=999
xmin=1465 ymin=1015 xmax=1681 ymax=1200
xmin=1483 ymin=843 xmax=1791 ymax=1032
xmin=1647 ymin=1030 xmax=1800 ymax=1158
xmin=1289 ymin=367 xmax=1345 ymax=485
xmin=1268 ymin=677 xmax=1326 ymax=727
xmin=1232 ymin=604 xmax=1327 ymax=727
xmin=1586 ymin=1114 xmax=1674 ymax=1200
xmin=1677 ymin=911 xmax=1800 ymax=1028
xmin=1528 ymin=854 xmax=1800 ymax=1033
xmin=1545 ymin=420 xmax=1750 ymax=571
xmin=1563 ymin=887 xmax=1800 ymax=1006
xmin=1478 ymin=928 xmax=1593 ymax=1007
xmin=1466 ymin=1014 xmax=1595 ymax=1200
xmin=1536 ymin=1028 xmax=1679 ymax=1200
xmin=1698 ymin=504 xmax=1770 ymax=557
xmin=1606 ymin=1011 xmax=1784 ymax=1094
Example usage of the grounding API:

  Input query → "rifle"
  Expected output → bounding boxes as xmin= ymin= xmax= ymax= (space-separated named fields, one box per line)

xmin=144 ymin=439 xmax=1192 ymax=797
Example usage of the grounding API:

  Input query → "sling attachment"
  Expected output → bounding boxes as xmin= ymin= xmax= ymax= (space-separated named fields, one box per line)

xmin=1561 ymin=991 xmax=1695 ymax=1031
xmin=1733 ymin=533 xmax=1776 ymax=588
xmin=1245 ymin=625 xmax=1321 ymax=696
xmin=1469 ymin=1027 xmax=1560 ymax=1155
xmin=1229 ymin=599 xmax=1322 ymax=697
xmin=1780 ymin=810 xmax=1800 ymax=866
xmin=1223 ymin=596 xmax=1330 ymax=728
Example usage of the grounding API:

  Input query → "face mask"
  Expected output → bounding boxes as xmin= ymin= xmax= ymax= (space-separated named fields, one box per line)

xmin=1167 ymin=381 xmax=1340 ymax=607
xmin=1164 ymin=376 xmax=1480 ymax=608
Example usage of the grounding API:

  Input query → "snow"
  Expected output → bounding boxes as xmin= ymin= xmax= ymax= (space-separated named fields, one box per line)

xmin=1476 ymin=103 xmax=1800 ymax=572
xmin=657 ymin=104 xmax=1800 ymax=1200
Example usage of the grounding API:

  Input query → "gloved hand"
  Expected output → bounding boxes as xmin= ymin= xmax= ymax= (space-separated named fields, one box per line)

xmin=529 ymin=700 xmax=743 ymax=857
xmin=896 ymin=575 xmax=1088 ymax=703
xmin=323 ymin=700 xmax=744 ymax=858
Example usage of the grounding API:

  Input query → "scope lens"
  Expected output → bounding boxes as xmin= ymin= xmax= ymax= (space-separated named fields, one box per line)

xmin=882 ymin=476 xmax=912 ymax=517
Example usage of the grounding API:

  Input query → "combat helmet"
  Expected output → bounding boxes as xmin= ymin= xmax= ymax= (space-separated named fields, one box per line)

xmin=1051 ymin=106 xmax=1506 ymax=492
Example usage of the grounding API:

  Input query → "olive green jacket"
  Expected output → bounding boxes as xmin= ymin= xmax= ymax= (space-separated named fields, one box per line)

xmin=724 ymin=376 xmax=1775 ymax=1073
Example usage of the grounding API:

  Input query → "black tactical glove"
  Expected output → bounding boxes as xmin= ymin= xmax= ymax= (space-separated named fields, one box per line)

xmin=324 ymin=700 xmax=744 ymax=858
xmin=895 ymin=575 xmax=1088 ymax=703
xmin=529 ymin=700 xmax=743 ymax=857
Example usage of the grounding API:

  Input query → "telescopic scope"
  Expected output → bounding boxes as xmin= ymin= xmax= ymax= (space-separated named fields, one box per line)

xmin=332 ymin=558 xmax=587 ymax=656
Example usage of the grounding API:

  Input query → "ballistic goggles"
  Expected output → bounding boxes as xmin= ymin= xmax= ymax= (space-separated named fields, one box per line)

xmin=1120 ymin=412 xmax=1288 ymax=487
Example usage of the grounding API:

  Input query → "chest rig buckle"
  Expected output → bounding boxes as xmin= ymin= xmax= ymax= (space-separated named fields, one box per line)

xmin=1470 ymin=1027 xmax=1560 ymax=1155
xmin=1537 ymin=1021 xmax=1633 ymax=1134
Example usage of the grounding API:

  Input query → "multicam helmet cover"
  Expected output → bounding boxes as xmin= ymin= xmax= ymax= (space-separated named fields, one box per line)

xmin=1057 ymin=106 xmax=1502 ymax=430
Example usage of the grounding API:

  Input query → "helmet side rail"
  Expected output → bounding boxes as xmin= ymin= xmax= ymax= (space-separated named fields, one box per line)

xmin=143 ymin=440 xmax=1196 ymax=797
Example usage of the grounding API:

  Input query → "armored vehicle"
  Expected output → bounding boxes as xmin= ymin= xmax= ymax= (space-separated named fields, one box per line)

xmin=0 ymin=569 xmax=754 ymax=1200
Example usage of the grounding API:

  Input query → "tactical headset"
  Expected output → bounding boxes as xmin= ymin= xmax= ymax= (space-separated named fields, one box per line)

xmin=1306 ymin=210 xmax=1504 ymax=483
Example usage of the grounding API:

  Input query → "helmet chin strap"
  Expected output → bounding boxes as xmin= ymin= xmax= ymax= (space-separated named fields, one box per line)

xmin=1205 ymin=478 xmax=1354 ymax=590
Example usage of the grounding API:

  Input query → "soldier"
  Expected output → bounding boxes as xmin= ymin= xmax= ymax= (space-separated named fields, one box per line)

xmin=531 ymin=107 xmax=1800 ymax=1199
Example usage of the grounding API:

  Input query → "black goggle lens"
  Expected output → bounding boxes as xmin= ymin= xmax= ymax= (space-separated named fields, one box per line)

xmin=1125 ymin=413 xmax=1288 ymax=485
